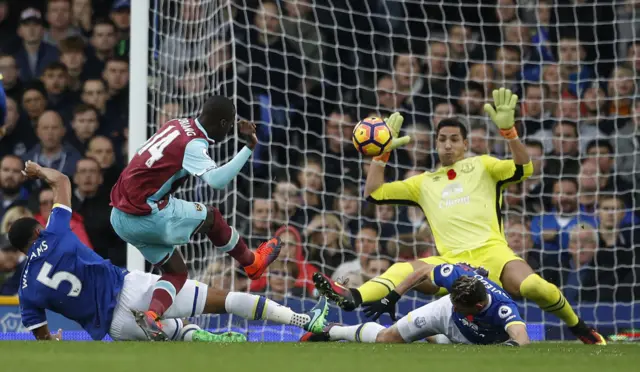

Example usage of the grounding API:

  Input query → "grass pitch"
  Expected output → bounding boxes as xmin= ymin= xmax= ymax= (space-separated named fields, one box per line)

xmin=0 ymin=342 xmax=638 ymax=372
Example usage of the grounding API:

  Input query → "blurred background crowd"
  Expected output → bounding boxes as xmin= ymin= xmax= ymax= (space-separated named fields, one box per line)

xmin=1 ymin=0 xmax=639 ymax=307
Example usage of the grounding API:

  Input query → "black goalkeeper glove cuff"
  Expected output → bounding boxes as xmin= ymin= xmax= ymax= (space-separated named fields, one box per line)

xmin=502 ymin=339 xmax=520 ymax=347
xmin=362 ymin=290 xmax=401 ymax=321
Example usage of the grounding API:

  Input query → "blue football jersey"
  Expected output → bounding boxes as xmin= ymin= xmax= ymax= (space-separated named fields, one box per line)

xmin=432 ymin=264 xmax=525 ymax=345
xmin=18 ymin=204 xmax=126 ymax=340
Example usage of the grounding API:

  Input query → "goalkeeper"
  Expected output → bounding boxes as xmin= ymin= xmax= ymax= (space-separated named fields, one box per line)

xmin=316 ymin=88 xmax=605 ymax=345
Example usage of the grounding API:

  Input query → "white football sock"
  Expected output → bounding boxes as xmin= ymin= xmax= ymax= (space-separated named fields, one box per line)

xmin=224 ymin=292 xmax=310 ymax=327
xmin=328 ymin=323 xmax=385 ymax=343
xmin=178 ymin=323 xmax=201 ymax=342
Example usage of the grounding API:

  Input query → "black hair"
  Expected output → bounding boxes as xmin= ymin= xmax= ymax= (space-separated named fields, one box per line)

xmin=42 ymin=61 xmax=68 ymax=74
xmin=523 ymin=139 xmax=544 ymax=152
xmin=585 ymin=139 xmax=614 ymax=155
xmin=450 ymin=276 xmax=486 ymax=308
xmin=105 ymin=55 xmax=129 ymax=67
xmin=8 ymin=217 xmax=41 ymax=252
xmin=552 ymin=120 xmax=579 ymax=137
xmin=92 ymin=17 xmax=117 ymax=33
xmin=22 ymin=81 xmax=48 ymax=98
xmin=523 ymin=82 xmax=549 ymax=96
xmin=436 ymin=118 xmax=468 ymax=139
xmin=462 ymin=81 xmax=485 ymax=97
xmin=198 ymin=95 xmax=236 ymax=132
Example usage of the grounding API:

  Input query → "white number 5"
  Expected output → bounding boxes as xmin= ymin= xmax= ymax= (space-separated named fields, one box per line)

xmin=36 ymin=262 xmax=82 ymax=297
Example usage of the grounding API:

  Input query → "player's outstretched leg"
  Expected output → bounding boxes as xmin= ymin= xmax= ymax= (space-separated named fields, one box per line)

xmin=138 ymin=251 xmax=190 ymax=340
xmin=200 ymin=206 xmax=281 ymax=280
xmin=503 ymin=261 xmax=606 ymax=345
xmin=300 ymin=323 xmax=395 ymax=343
xmin=205 ymin=289 xmax=329 ymax=334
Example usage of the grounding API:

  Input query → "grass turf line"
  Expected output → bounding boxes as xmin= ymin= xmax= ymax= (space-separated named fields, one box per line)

xmin=0 ymin=342 xmax=638 ymax=372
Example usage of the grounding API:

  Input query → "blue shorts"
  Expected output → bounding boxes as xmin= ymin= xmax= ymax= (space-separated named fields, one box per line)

xmin=110 ymin=197 xmax=208 ymax=264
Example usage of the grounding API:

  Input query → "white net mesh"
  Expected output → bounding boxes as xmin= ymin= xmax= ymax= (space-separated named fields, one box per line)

xmin=144 ymin=0 xmax=639 ymax=340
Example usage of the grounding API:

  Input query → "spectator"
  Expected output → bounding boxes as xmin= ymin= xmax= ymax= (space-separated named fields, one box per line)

xmin=531 ymin=0 xmax=554 ymax=62
xmin=522 ymin=140 xmax=546 ymax=213
xmin=265 ymin=258 xmax=304 ymax=301
xmin=33 ymin=186 xmax=93 ymax=248
xmin=468 ymin=63 xmax=495 ymax=97
xmin=0 ymin=0 xmax=17 ymax=52
xmin=272 ymin=177 xmax=304 ymax=228
xmin=425 ymin=40 xmax=456 ymax=98
xmin=520 ymin=83 xmax=553 ymax=137
xmin=333 ymin=182 xmax=365 ymax=237
xmin=71 ymin=0 xmax=93 ymax=38
xmin=86 ymin=135 xmax=120 ymax=191
xmin=250 ymin=225 xmax=318 ymax=296
xmin=542 ymin=121 xmax=580 ymax=181
xmin=304 ymin=213 xmax=355 ymax=277
xmin=584 ymin=140 xmax=633 ymax=198
xmin=616 ymin=99 xmax=640 ymax=186
xmin=21 ymin=82 xmax=48 ymax=126
xmin=505 ymin=218 xmax=539 ymax=270
xmin=14 ymin=8 xmax=59 ymax=82
xmin=492 ymin=45 xmax=522 ymax=92
xmin=23 ymin=110 xmax=82 ymax=177
xmin=59 ymin=36 xmax=88 ymax=93
xmin=0 ymin=96 xmax=37 ymax=158
xmin=323 ymin=109 xmax=359 ymax=192
xmin=361 ymin=255 xmax=392 ymax=283
xmin=446 ymin=24 xmax=473 ymax=78
xmin=80 ymin=78 xmax=108 ymax=118
xmin=240 ymin=197 xmax=275 ymax=249
xmin=564 ymin=223 xmax=598 ymax=299
xmin=296 ymin=155 xmax=328 ymax=217
xmin=401 ymin=122 xmax=434 ymax=171
xmin=156 ymin=101 xmax=182 ymax=128
xmin=67 ymin=103 xmax=99 ymax=153
xmin=557 ymin=33 xmax=593 ymax=98
xmin=101 ymin=57 xmax=129 ymax=145
xmin=332 ymin=225 xmax=380 ymax=286
xmin=392 ymin=53 xmax=428 ymax=110
xmin=43 ymin=0 xmax=83 ymax=47
xmin=87 ymin=18 xmax=118 ymax=78
xmin=110 ymin=0 xmax=130 ymax=44
xmin=247 ymin=0 xmax=303 ymax=108
xmin=607 ymin=66 xmax=635 ymax=117
xmin=577 ymin=160 xmax=604 ymax=214
xmin=457 ymin=81 xmax=486 ymax=119
xmin=1 ymin=205 xmax=32 ymax=235
xmin=202 ymin=257 xmax=248 ymax=292
xmin=0 ymin=54 xmax=22 ymax=102
xmin=0 ymin=206 xmax=31 ymax=295
xmin=40 ymin=61 xmax=75 ymax=116
xmin=467 ymin=124 xmax=492 ymax=156
xmin=431 ymin=101 xmax=458 ymax=128
xmin=72 ymin=157 xmax=126 ymax=266
xmin=580 ymin=81 xmax=608 ymax=128
xmin=0 ymin=155 xmax=28 ymax=220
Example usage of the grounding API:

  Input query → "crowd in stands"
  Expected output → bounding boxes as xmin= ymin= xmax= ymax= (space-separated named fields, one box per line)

xmin=1 ymin=0 xmax=640 ymax=305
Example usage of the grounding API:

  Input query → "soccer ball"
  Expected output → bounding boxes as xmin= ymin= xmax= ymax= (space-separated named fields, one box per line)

xmin=352 ymin=117 xmax=392 ymax=156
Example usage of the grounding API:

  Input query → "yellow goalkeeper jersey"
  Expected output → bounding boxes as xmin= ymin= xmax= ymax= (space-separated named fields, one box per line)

xmin=369 ymin=155 xmax=533 ymax=255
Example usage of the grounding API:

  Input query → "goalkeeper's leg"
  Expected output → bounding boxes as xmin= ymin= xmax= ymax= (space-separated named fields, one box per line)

xmin=501 ymin=260 xmax=606 ymax=345
xmin=314 ymin=258 xmax=445 ymax=310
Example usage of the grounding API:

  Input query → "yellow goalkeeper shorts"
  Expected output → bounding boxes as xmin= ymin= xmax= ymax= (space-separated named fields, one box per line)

xmin=419 ymin=243 xmax=523 ymax=289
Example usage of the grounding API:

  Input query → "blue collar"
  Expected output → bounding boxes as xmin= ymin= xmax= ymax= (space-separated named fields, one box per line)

xmin=194 ymin=118 xmax=215 ymax=143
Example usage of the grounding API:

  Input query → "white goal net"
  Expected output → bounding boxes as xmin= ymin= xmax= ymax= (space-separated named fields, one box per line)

xmin=143 ymin=0 xmax=640 ymax=341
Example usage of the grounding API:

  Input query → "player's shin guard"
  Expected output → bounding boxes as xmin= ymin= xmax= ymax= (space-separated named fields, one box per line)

xmin=206 ymin=207 xmax=254 ymax=267
xmin=328 ymin=323 xmax=385 ymax=343
xmin=149 ymin=272 xmax=188 ymax=317
xmin=519 ymin=274 xmax=579 ymax=327
xmin=224 ymin=292 xmax=310 ymax=327
xmin=357 ymin=262 xmax=414 ymax=303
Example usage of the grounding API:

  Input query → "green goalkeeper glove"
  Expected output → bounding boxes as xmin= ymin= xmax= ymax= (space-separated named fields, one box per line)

xmin=483 ymin=87 xmax=519 ymax=139
xmin=374 ymin=112 xmax=411 ymax=163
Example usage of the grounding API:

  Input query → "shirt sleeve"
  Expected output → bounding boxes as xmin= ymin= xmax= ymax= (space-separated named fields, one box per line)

xmin=480 ymin=155 xmax=533 ymax=183
xmin=495 ymin=302 xmax=526 ymax=331
xmin=183 ymin=139 xmax=253 ymax=190
xmin=367 ymin=173 xmax=425 ymax=206
xmin=20 ymin=299 xmax=47 ymax=331
xmin=45 ymin=204 xmax=72 ymax=235
xmin=431 ymin=264 xmax=474 ymax=291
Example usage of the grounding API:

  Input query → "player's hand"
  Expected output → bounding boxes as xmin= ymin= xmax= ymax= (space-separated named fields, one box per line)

xmin=362 ymin=290 xmax=400 ymax=322
xmin=382 ymin=112 xmax=411 ymax=153
xmin=237 ymin=120 xmax=258 ymax=150
xmin=22 ymin=160 xmax=42 ymax=179
xmin=483 ymin=88 xmax=518 ymax=139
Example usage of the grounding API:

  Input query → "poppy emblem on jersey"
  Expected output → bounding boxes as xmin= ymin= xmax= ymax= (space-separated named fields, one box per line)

xmin=461 ymin=163 xmax=475 ymax=173
xmin=447 ymin=169 xmax=457 ymax=180
xmin=414 ymin=316 xmax=427 ymax=328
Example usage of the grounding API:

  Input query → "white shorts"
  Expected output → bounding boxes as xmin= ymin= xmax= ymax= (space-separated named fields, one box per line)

xmin=108 ymin=271 xmax=208 ymax=341
xmin=396 ymin=295 xmax=471 ymax=344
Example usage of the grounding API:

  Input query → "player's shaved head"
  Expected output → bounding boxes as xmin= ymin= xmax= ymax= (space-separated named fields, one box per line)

xmin=198 ymin=95 xmax=236 ymax=142
xmin=450 ymin=276 xmax=487 ymax=315
xmin=8 ymin=217 xmax=42 ymax=252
